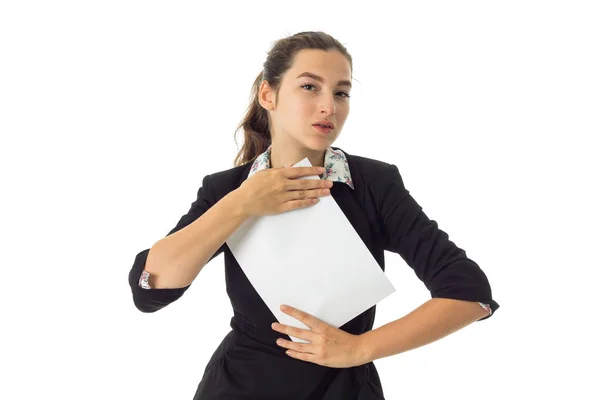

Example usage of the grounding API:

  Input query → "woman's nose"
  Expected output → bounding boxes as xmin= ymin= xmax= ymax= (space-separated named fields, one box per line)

xmin=319 ymin=95 xmax=335 ymax=114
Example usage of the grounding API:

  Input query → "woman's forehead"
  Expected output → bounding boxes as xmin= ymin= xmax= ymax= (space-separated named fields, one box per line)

xmin=286 ymin=49 xmax=352 ymax=83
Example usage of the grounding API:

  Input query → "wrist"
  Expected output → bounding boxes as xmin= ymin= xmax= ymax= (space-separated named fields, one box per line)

xmin=225 ymin=188 xmax=249 ymax=219
xmin=356 ymin=332 xmax=374 ymax=365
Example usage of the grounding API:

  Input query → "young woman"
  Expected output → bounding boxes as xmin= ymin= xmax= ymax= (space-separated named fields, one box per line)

xmin=128 ymin=31 xmax=499 ymax=400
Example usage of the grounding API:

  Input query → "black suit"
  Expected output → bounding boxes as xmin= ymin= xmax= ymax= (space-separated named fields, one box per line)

xmin=128 ymin=146 xmax=500 ymax=399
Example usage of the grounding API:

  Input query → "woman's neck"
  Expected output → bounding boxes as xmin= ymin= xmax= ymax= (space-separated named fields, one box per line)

xmin=269 ymin=142 xmax=327 ymax=169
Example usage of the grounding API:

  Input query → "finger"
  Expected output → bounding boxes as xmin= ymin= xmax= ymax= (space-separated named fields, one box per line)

xmin=272 ymin=322 xmax=316 ymax=342
xmin=282 ymin=188 xmax=328 ymax=203
xmin=285 ymin=349 xmax=314 ymax=363
xmin=287 ymin=178 xmax=331 ymax=192
xmin=282 ymin=306 xmax=323 ymax=330
xmin=276 ymin=338 xmax=314 ymax=354
xmin=282 ymin=166 xmax=324 ymax=178
xmin=280 ymin=198 xmax=320 ymax=212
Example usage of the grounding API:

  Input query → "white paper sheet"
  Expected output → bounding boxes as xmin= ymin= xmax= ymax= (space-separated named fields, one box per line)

xmin=226 ymin=157 xmax=395 ymax=343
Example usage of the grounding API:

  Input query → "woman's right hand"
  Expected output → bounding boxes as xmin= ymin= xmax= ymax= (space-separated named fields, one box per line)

xmin=236 ymin=164 xmax=334 ymax=217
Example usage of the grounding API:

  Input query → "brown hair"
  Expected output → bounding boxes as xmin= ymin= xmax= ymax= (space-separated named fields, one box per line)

xmin=232 ymin=31 xmax=353 ymax=167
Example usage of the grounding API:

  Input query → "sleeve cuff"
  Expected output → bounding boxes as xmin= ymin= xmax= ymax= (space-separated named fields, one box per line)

xmin=478 ymin=302 xmax=492 ymax=318
xmin=139 ymin=270 xmax=151 ymax=289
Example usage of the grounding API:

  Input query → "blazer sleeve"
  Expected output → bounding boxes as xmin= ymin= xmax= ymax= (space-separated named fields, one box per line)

xmin=128 ymin=174 xmax=227 ymax=313
xmin=376 ymin=164 xmax=500 ymax=321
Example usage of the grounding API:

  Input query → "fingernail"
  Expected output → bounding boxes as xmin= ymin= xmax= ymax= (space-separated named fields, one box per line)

xmin=318 ymin=167 xmax=325 ymax=172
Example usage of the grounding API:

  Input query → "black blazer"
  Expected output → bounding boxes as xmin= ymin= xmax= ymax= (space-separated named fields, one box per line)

xmin=128 ymin=146 xmax=499 ymax=400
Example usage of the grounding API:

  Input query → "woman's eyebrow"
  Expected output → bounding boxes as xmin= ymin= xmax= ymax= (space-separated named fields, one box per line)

xmin=296 ymin=72 xmax=352 ymax=88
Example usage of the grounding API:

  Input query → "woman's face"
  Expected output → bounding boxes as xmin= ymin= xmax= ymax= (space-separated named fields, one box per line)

xmin=259 ymin=49 xmax=352 ymax=152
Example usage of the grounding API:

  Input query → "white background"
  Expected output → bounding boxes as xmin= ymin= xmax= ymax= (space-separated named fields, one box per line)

xmin=2 ymin=1 xmax=599 ymax=399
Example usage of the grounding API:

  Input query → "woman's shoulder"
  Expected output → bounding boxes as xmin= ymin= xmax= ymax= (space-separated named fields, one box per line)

xmin=200 ymin=162 xmax=254 ymax=202
xmin=205 ymin=162 xmax=252 ymax=183
xmin=335 ymin=146 xmax=399 ymax=183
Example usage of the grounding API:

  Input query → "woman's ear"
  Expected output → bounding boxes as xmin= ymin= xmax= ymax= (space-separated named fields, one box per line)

xmin=258 ymin=80 xmax=276 ymax=111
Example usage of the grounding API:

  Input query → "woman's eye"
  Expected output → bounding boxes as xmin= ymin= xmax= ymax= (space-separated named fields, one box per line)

xmin=301 ymin=84 xmax=351 ymax=98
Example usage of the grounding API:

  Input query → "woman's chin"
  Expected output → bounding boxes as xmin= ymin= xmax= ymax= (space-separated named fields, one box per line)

xmin=304 ymin=143 xmax=331 ymax=152
xmin=306 ymin=135 xmax=334 ymax=148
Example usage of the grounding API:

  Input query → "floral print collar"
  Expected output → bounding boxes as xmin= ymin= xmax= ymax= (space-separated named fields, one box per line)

xmin=247 ymin=145 xmax=354 ymax=190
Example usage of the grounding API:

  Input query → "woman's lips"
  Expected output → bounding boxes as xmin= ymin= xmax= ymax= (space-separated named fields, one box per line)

xmin=312 ymin=124 xmax=332 ymax=134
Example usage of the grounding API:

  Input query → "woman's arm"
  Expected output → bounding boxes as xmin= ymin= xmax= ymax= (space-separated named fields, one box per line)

xmin=144 ymin=188 xmax=247 ymax=289
xmin=375 ymin=163 xmax=500 ymax=317
xmin=357 ymin=163 xmax=500 ymax=361
xmin=359 ymin=298 xmax=489 ymax=363
xmin=128 ymin=174 xmax=249 ymax=313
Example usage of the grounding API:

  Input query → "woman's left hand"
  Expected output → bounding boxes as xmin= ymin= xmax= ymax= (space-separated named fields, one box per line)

xmin=271 ymin=304 xmax=369 ymax=368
